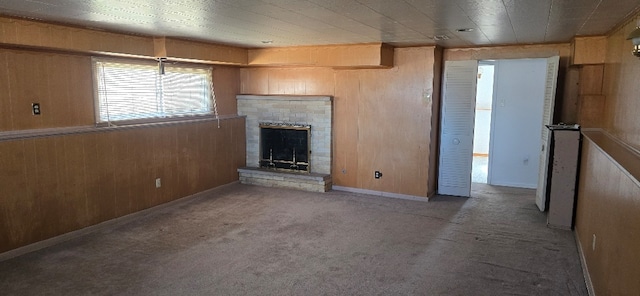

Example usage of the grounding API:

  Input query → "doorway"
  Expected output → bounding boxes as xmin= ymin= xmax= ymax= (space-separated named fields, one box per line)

xmin=438 ymin=57 xmax=559 ymax=198
xmin=471 ymin=62 xmax=495 ymax=184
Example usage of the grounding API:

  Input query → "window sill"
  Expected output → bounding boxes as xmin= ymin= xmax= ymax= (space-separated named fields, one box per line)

xmin=96 ymin=114 xmax=225 ymax=127
xmin=0 ymin=114 xmax=245 ymax=142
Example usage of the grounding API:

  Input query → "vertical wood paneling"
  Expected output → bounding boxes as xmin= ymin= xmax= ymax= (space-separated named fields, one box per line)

xmin=0 ymin=45 xmax=245 ymax=254
xmin=240 ymin=68 xmax=270 ymax=94
xmin=576 ymin=139 xmax=640 ymax=295
xmin=333 ymin=73 xmax=360 ymax=187
xmin=0 ymin=141 xmax=32 ymax=250
xmin=560 ymin=66 xmax=580 ymax=124
xmin=213 ymin=67 xmax=241 ymax=115
xmin=83 ymin=132 xmax=117 ymax=224
xmin=574 ymin=12 xmax=640 ymax=295
xmin=602 ymin=16 xmax=640 ymax=148
xmin=239 ymin=47 xmax=436 ymax=197
xmin=0 ymin=51 xmax=13 ymax=130
xmin=579 ymin=65 xmax=604 ymax=95
xmin=0 ymin=118 xmax=245 ymax=253
xmin=356 ymin=48 xmax=433 ymax=197
xmin=68 ymin=55 xmax=95 ymax=124
xmin=572 ymin=36 xmax=607 ymax=65
xmin=9 ymin=51 xmax=46 ymax=130
xmin=0 ymin=49 xmax=94 ymax=131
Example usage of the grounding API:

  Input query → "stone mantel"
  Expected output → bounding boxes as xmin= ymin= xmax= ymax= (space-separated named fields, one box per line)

xmin=237 ymin=95 xmax=332 ymax=102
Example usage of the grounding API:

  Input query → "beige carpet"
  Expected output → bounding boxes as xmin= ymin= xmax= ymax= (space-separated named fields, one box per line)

xmin=0 ymin=183 xmax=587 ymax=295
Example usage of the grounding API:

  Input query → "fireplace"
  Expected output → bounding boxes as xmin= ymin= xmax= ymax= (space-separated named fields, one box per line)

xmin=260 ymin=123 xmax=310 ymax=172
xmin=237 ymin=95 xmax=333 ymax=192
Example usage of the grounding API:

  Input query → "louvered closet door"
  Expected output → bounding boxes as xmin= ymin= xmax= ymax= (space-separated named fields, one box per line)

xmin=535 ymin=56 xmax=560 ymax=211
xmin=438 ymin=60 xmax=478 ymax=197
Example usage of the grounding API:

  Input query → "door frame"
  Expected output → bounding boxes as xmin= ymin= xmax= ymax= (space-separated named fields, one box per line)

xmin=437 ymin=57 xmax=560 ymax=203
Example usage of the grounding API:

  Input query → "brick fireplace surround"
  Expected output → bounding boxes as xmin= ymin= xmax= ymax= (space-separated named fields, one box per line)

xmin=237 ymin=95 xmax=332 ymax=192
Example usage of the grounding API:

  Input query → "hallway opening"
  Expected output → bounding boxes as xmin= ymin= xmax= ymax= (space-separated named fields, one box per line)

xmin=472 ymin=62 xmax=495 ymax=184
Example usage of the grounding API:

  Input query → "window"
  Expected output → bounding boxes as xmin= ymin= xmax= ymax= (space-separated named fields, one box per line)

xmin=93 ymin=58 xmax=214 ymax=124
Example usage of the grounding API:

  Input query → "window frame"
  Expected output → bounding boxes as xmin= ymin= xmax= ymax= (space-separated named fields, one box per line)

xmin=91 ymin=57 xmax=215 ymax=126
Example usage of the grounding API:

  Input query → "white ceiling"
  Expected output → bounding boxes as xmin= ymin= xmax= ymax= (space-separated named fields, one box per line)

xmin=1 ymin=0 xmax=639 ymax=48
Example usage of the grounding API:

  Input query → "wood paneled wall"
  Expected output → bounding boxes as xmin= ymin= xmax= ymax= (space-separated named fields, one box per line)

xmin=0 ymin=49 xmax=94 ymax=131
xmin=0 ymin=48 xmax=241 ymax=132
xmin=248 ymin=43 xmax=394 ymax=68
xmin=602 ymin=17 xmax=640 ymax=148
xmin=574 ymin=12 xmax=640 ymax=295
xmin=444 ymin=43 xmax=571 ymax=61
xmin=0 ymin=119 xmax=245 ymax=253
xmin=0 ymin=16 xmax=247 ymax=65
xmin=0 ymin=45 xmax=244 ymax=253
xmin=576 ymin=138 xmax=640 ymax=295
xmin=241 ymin=47 xmax=439 ymax=197
xmin=572 ymin=36 xmax=607 ymax=65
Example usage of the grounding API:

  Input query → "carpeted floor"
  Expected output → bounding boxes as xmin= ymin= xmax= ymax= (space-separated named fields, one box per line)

xmin=0 ymin=183 xmax=587 ymax=295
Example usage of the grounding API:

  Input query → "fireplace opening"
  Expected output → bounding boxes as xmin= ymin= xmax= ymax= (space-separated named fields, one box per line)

xmin=260 ymin=123 xmax=310 ymax=172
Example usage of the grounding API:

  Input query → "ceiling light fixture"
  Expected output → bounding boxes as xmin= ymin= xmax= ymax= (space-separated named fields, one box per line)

xmin=626 ymin=20 xmax=640 ymax=57
xmin=456 ymin=28 xmax=474 ymax=32
xmin=261 ymin=40 xmax=273 ymax=44
xmin=432 ymin=35 xmax=450 ymax=41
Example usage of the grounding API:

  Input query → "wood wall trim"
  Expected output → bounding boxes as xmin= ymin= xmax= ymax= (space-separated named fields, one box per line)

xmin=582 ymin=128 xmax=640 ymax=187
xmin=0 ymin=115 xmax=245 ymax=143
xmin=0 ymin=16 xmax=248 ymax=65
xmin=237 ymin=94 xmax=332 ymax=101
xmin=247 ymin=43 xmax=395 ymax=68
xmin=443 ymin=43 xmax=571 ymax=61
xmin=162 ymin=38 xmax=248 ymax=65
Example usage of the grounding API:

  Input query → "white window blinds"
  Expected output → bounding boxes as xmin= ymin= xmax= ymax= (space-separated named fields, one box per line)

xmin=94 ymin=59 xmax=213 ymax=124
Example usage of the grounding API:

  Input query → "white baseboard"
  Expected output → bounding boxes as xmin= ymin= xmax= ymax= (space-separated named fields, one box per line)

xmin=575 ymin=230 xmax=596 ymax=296
xmin=0 ymin=181 xmax=239 ymax=262
xmin=332 ymin=186 xmax=429 ymax=202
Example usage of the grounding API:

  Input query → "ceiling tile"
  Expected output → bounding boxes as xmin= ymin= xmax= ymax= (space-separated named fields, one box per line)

xmin=0 ymin=0 xmax=638 ymax=48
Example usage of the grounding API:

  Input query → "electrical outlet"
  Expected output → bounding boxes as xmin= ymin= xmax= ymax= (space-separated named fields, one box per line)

xmin=32 ymin=103 xmax=41 ymax=115
xmin=374 ymin=171 xmax=382 ymax=179
xmin=155 ymin=178 xmax=161 ymax=188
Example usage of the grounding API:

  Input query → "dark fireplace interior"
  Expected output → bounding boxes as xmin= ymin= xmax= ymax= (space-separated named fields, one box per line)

xmin=260 ymin=124 xmax=310 ymax=172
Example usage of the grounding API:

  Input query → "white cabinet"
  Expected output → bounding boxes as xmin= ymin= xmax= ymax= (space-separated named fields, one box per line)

xmin=546 ymin=125 xmax=581 ymax=229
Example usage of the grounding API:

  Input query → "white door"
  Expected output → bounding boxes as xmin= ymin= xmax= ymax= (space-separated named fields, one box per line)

xmin=535 ymin=56 xmax=560 ymax=211
xmin=488 ymin=59 xmax=548 ymax=188
xmin=438 ymin=60 xmax=478 ymax=197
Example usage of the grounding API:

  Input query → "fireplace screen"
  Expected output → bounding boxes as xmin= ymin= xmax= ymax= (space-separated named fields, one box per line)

xmin=260 ymin=123 xmax=310 ymax=172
